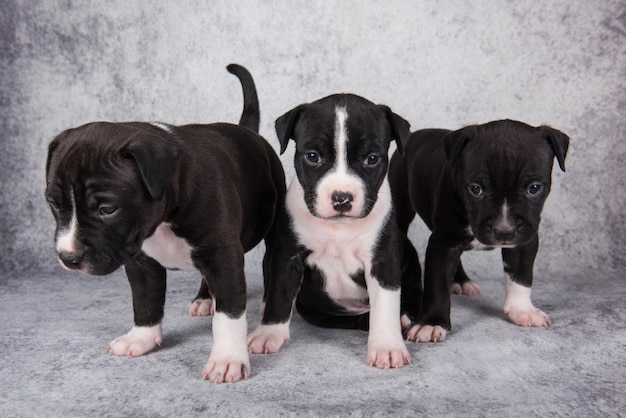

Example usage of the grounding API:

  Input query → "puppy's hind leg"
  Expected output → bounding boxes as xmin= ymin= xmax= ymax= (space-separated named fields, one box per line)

xmin=400 ymin=234 xmax=422 ymax=332
xmin=197 ymin=245 xmax=250 ymax=384
xmin=248 ymin=241 xmax=306 ymax=355
xmin=450 ymin=261 xmax=481 ymax=296
xmin=187 ymin=279 xmax=214 ymax=317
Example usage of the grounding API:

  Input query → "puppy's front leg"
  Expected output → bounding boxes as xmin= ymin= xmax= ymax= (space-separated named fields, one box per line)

xmin=406 ymin=233 xmax=462 ymax=343
xmin=366 ymin=274 xmax=410 ymax=369
xmin=502 ymin=236 xmax=550 ymax=327
xmin=248 ymin=246 xmax=306 ymax=355
xmin=108 ymin=254 xmax=166 ymax=357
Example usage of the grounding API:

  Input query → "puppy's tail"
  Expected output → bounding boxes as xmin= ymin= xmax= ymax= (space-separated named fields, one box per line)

xmin=227 ymin=64 xmax=260 ymax=133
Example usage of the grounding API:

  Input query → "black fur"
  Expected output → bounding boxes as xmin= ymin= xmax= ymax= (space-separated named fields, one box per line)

xmin=262 ymin=94 xmax=421 ymax=331
xmin=45 ymin=65 xmax=286 ymax=326
xmin=389 ymin=119 xmax=569 ymax=332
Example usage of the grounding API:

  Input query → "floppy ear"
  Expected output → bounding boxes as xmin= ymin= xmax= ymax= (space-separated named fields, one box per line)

xmin=443 ymin=126 xmax=475 ymax=165
xmin=540 ymin=126 xmax=569 ymax=172
xmin=275 ymin=105 xmax=305 ymax=155
xmin=123 ymin=135 xmax=180 ymax=200
xmin=381 ymin=106 xmax=410 ymax=156
xmin=45 ymin=135 xmax=62 ymax=180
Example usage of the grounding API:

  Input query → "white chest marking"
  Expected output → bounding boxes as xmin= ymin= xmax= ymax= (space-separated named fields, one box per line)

xmin=287 ymin=176 xmax=392 ymax=312
xmin=141 ymin=223 xmax=196 ymax=271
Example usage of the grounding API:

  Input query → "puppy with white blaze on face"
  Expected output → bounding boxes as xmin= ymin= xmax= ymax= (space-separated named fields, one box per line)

xmin=247 ymin=94 xmax=422 ymax=370
xmin=45 ymin=64 xmax=286 ymax=384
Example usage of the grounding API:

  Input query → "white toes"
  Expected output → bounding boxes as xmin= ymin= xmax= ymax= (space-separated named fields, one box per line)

xmin=367 ymin=334 xmax=411 ymax=369
xmin=187 ymin=299 xmax=214 ymax=317
xmin=107 ymin=324 xmax=163 ymax=357
xmin=505 ymin=306 xmax=551 ymax=327
xmin=203 ymin=312 xmax=250 ymax=384
xmin=405 ymin=324 xmax=447 ymax=343
xmin=247 ymin=323 xmax=290 ymax=354
xmin=503 ymin=276 xmax=550 ymax=327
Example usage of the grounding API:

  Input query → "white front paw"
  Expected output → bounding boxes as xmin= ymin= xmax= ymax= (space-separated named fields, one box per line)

xmin=503 ymin=277 xmax=550 ymax=327
xmin=247 ymin=323 xmax=290 ymax=354
xmin=107 ymin=324 xmax=162 ymax=357
xmin=202 ymin=312 xmax=250 ymax=384
xmin=367 ymin=334 xmax=411 ymax=369
xmin=187 ymin=298 xmax=214 ymax=317
xmin=405 ymin=324 xmax=447 ymax=343
xmin=202 ymin=351 xmax=250 ymax=384
xmin=504 ymin=305 xmax=551 ymax=327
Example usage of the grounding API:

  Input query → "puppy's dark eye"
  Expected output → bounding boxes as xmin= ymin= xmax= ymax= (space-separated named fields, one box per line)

xmin=364 ymin=153 xmax=381 ymax=166
xmin=98 ymin=205 xmax=118 ymax=216
xmin=305 ymin=152 xmax=321 ymax=165
xmin=468 ymin=183 xmax=483 ymax=196
xmin=527 ymin=183 xmax=543 ymax=196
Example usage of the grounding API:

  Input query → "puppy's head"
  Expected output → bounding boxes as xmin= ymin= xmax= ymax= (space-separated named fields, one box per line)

xmin=45 ymin=122 xmax=180 ymax=275
xmin=276 ymin=94 xmax=410 ymax=220
xmin=444 ymin=119 xmax=569 ymax=247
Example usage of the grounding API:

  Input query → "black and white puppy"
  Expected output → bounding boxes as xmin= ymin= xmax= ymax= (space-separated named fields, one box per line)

xmin=247 ymin=94 xmax=421 ymax=369
xmin=389 ymin=120 xmax=569 ymax=342
xmin=45 ymin=64 xmax=286 ymax=383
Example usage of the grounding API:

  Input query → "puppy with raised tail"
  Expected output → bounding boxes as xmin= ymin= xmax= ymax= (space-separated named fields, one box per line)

xmin=45 ymin=64 xmax=286 ymax=383
xmin=247 ymin=94 xmax=422 ymax=369
xmin=389 ymin=119 xmax=569 ymax=342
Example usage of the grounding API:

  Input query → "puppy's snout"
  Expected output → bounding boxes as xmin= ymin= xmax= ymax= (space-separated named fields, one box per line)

xmin=331 ymin=191 xmax=353 ymax=213
xmin=493 ymin=225 xmax=517 ymax=241
xmin=59 ymin=251 xmax=84 ymax=270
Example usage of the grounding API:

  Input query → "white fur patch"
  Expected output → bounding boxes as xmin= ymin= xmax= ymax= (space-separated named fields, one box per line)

xmin=313 ymin=107 xmax=367 ymax=218
xmin=503 ymin=274 xmax=551 ymax=327
xmin=334 ymin=107 xmax=349 ymax=174
xmin=150 ymin=121 xmax=173 ymax=133
xmin=494 ymin=200 xmax=516 ymax=233
xmin=365 ymin=277 xmax=410 ymax=368
xmin=286 ymin=176 xmax=392 ymax=312
xmin=56 ymin=189 xmax=78 ymax=256
xmin=503 ymin=274 xmax=533 ymax=311
xmin=202 ymin=312 xmax=250 ymax=383
xmin=141 ymin=223 xmax=196 ymax=271
xmin=107 ymin=324 xmax=163 ymax=357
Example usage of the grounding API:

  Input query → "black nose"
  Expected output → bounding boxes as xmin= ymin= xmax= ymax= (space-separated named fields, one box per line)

xmin=331 ymin=191 xmax=353 ymax=213
xmin=493 ymin=225 xmax=517 ymax=242
xmin=59 ymin=251 xmax=84 ymax=270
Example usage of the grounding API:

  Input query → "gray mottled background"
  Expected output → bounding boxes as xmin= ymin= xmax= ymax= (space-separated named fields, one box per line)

xmin=1 ymin=1 xmax=625 ymax=416
xmin=1 ymin=0 xmax=624 ymax=277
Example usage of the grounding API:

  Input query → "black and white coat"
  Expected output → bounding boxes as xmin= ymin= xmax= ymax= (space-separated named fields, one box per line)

xmin=248 ymin=94 xmax=421 ymax=369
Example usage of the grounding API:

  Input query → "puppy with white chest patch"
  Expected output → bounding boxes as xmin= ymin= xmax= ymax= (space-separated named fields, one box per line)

xmin=389 ymin=119 xmax=569 ymax=342
xmin=45 ymin=64 xmax=286 ymax=383
xmin=247 ymin=94 xmax=422 ymax=369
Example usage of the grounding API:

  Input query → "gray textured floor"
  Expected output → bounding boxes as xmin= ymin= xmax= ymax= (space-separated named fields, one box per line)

xmin=2 ymin=1 xmax=625 ymax=416
xmin=1 ymin=266 xmax=623 ymax=417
